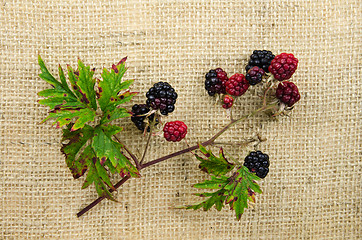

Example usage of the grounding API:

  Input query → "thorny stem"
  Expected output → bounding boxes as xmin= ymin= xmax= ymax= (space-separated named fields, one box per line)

xmin=77 ymin=104 xmax=277 ymax=217
xmin=76 ymin=175 xmax=131 ymax=218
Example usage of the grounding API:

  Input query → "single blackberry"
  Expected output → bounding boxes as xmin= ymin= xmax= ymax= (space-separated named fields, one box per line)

xmin=215 ymin=68 xmax=228 ymax=93
xmin=131 ymin=104 xmax=156 ymax=132
xmin=163 ymin=121 xmax=187 ymax=142
xmin=243 ymin=151 xmax=270 ymax=178
xmin=225 ymin=73 xmax=249 ymax=96
xmin=204 ymin=68 xmax=228 ymax=96
xmin=275 ymin=81 xmax=301 ymax=107
xmin=222 ymin=95 xmax=233 ymax=109
xmin=146 ymin=82 xmax=178 ymax=115
xmin=268 ymin=53 xmax=298 ymax=81
xmin=245 ymin=50 xmax=275 ymax=73
xmin=245 ymin=66 xmax=265 ymax=85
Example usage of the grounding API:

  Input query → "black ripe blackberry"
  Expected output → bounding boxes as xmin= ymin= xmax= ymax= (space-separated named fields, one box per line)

xmin=243 ymin=151 xmax=270 ymax=178
xmin=245 ymin=50 xmax=275 ymax=73
xmin=204 ymin=68 xmax=228 ymax=96
xmin=131 ymin=104 xmax=156 ymax=132
xmin=146 ymin=82 xmax=178 ymax=115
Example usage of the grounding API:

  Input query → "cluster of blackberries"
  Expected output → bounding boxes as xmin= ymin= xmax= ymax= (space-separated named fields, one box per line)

xmin=268 ymin=53 xmax=300 ymax=107
xmin=131 ymin=82 xmax=178 ymax=132
xmin=244 ymin=151 xmax=270 ymax=178
xmin=204 ymin=50 xmax=301 ymax=108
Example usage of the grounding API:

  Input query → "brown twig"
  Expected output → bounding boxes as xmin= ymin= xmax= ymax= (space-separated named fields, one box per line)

xmin=76 ymin=175 xmax=131 ymax=217
xmin=76 ymin=104 xmax=276 ymax=217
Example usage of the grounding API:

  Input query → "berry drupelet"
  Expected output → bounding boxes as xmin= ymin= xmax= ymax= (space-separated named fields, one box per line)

xmin=225 ymin=73 xmax=250 ymax=96
xmin=146 ymin=82 xmax=178 ymax=115
xmin=131 ymin=104 xmax=157 ymax=132
xmin=204 ymin=68 xmax=228 ymax=96
xmin=246 ymin=50 xmax=275 ymax=73
xmin=244 ymin=151 xmax=270 ymax=178
xmin=268 ymin=53 xmax=298 ymax=81
xmin=245 ymin=66 xmax=265 ymax=85
xmin=163 ymin=121 xmax=187 ymax=142
xmin=275 ymin=81 xmax=301 ymax=107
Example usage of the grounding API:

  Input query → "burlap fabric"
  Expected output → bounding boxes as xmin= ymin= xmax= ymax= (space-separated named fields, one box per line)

xmin=0 ymin=0 xmax=360 ymax=239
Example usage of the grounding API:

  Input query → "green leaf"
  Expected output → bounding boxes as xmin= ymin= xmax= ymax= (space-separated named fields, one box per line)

xmin=98 ymin=59 xmax=135 ymax=112
xmin=101 ymin=124 xmax=124 ymax=137
xmin=38 ymin=55 xmax=62 ymax=89
xmin=82 ymin=155 xmax=116 ymax=201
xmin=194 ymin=176 xmax=229 ymax=189
xmin=95 ymin=160 xmax=115 ymax=190
xmin=38 ymin=56 xmax=97 ymax=131
xmin=234 ymin=194 xmax=247 ymax=220
xmin=185 ymin=148 xmax=264 ymax=220
xmin=100 ymin=107 xmax=131 ymax=125
xmin=58 ymin=64 xmax=74 ymax=95
xmin=60 ymin=124 xmax=94 ymax=178
xmin=76 ymin=60 xmax=97 ymax=110
xmin=38 ymin=57 xmax=138 ymax=202
xmin=42 ymin=107 xmax=96 ymax=131
xmin=244 ymin=166 xmax=261 ymax=181
xmin=92 ymin=126 xmax=139 ymax=177
xmin=104 ymin=159 xmax=117 ymax=174
xmin=197 ymin=145 xmax=234 ymax=176
xmin=248 ymin=180 xmax=262 ymax=194
xmin=184 ymin=189 xmax=227 ymax=212
xmin=38 ymin=61 xmax=78 ymax=108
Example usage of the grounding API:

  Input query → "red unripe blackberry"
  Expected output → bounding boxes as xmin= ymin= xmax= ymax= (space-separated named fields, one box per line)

xmin=204 ymin=68 xmax=228 ymax=96
xmin=215 ymin=68 xmax=228 ymax=93
xmin=163 ymin=121 xmax=187 ymax=142
xmin=243 ymin=151 xmax=270 ymax=178
xmin=245 ymin=66 xmax=265 ymax=85
xmin=268 ymin=53 xmax=298 ymax=81
xmin=246 ymin=50 xmax=275 ymax=73
xmin=225 ymin=73 xmax=250 ymax=96
xmin=146 ymin=82 xmax=178 ymax=115
xmin=222 ymin=95 xmax=233 ymax=109
xmin=275 ymin=81 xmax=301 ymax=107
xmin=131 ymin=104 xmax=157 ymax=132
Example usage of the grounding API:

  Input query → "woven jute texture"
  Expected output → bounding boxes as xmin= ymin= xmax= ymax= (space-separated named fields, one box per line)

xmin=0 ymin=0 xmax=360 ymax=239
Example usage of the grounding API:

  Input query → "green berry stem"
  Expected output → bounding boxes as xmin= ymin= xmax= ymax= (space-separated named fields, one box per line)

xmin=77 ymin=103 xmax=277 ymax=217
